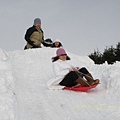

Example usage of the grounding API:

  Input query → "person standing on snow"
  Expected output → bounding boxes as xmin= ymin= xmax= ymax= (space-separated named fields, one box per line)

xmin=24 ymin=18 xmax=49 ymax=49
xmin=47 ymin=48 xmax=99 ymax=90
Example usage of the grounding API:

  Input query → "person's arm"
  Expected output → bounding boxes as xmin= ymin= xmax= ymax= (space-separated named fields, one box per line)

xmin=24 ymin=27 xmax=38 ymax=47
xmin=40 ymin=29 xmax=50 ymax=47
xmin=53 ymin=63 xmax=69 ymax=76
xmin=67 ymin=61 xmax=79 ymax=71
xmin=42 ymin=40 xmax=52 ymax=47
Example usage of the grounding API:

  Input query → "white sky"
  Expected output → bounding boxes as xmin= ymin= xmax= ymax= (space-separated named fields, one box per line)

xmin=0 ymin=0 xmax=120 ymax=55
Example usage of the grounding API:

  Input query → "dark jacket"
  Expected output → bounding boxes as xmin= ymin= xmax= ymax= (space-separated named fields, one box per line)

xmin=24 ymin=26 xmax=44 ymax=49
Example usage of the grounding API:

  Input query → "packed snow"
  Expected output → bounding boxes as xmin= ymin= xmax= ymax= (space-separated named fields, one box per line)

xmin=0 ymin=47 xmax=120 ymax=120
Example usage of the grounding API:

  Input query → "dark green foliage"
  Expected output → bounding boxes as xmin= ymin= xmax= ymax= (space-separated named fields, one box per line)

xmin=102 ymin=46 xmax=116 ymax=64
xmin=115 ymin=42 xmax=120 ymax=61
xmin=88 ymin=49 xmax=104 ymax=64
xmin=88 ymin=42 xmax=120 ymax=64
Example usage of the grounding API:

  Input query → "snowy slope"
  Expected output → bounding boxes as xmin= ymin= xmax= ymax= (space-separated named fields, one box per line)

xmin=0 ymin=48 xmax=120 ymax=120
xmin=0 ymin=49 xmax=16 ymax=120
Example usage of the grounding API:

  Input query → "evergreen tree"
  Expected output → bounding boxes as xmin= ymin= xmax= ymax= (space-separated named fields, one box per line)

xmin=115 ymin=42 xmax=120 ymax=61
xmin=102 ymin=46 xmax=116 ymax=64
xmin=88 ymin=42 xmax=120 ymax=64
xmin=88 ymin=49 xmax=103 ymax=64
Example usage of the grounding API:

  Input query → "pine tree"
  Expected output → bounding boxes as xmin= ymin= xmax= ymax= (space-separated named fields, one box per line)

xmin=88 ymin=42 xmax=120 ymax=64
xmin=88 ymin=49 xmax=103 ymax=64
xmin=102 ymin=46 xmax=116 ymax=64
xmin=115 ymin=42 xmax=120 ymax=61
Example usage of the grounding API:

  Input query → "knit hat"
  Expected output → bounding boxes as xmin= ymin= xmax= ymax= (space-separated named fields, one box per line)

xmin=56 ymin=48 xmax=67 ymax=56
xmin=34 ymin=18 xmax=41 ymax=25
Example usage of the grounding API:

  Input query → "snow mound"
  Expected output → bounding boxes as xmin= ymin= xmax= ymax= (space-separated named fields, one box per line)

xmin=0 ymin=51 xmax=16 ymax=120
xmin=0 ymin=48 xmax=120 ymax=120
xmin=0 ymin=48 xmax=8 ymax=61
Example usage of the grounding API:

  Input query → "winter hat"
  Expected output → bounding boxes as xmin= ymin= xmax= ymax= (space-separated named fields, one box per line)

xmin=34 ymin=18 xmax=41 ymax=25
xmin=56 ymin=48 xmax=67 ymax=56
xmin=54 ymin=39 xmax=61 ymax=43
xmin=52 ymin=48 xmax=70 ymax=62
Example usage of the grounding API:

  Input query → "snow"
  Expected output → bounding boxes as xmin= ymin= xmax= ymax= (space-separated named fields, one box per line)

xmin=0 ymin=48 xmax=120 ymax=120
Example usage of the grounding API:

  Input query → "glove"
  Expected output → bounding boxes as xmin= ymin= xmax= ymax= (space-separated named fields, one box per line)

xmin=73 ymin=68 xmax=78 ymax=71
xmin=69 ymin=68 xmax=78 ymax=72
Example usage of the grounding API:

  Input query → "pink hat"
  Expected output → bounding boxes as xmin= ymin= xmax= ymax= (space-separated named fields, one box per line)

xmin=56 ymin=48 xmax=67 ymax=56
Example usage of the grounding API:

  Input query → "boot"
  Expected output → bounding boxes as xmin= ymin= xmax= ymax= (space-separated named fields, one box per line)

xmin=85 ymin=73 xmax=100 ymax=85
xmin=84 ymin=73 xmax=94 ymax=85
xmin=76 ymin=77 xmax=90 ymax=87
xmin=85 ymin=73 xmax=94 ymax=83
xmin=93 ymin=79 xmax=100 ymax=85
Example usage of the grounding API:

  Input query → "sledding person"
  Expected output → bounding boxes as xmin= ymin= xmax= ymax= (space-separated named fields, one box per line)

xmin=51 ymin=39 xmax=63 ymax=48
xmin=47 ymin=48 xmax=99 ymax=90
xmin=24 ymin=18 xmax=49 ymax=49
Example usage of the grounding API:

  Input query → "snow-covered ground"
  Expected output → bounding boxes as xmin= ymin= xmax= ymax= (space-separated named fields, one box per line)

xmin=0 ymin=48 xmax=120 ymax=120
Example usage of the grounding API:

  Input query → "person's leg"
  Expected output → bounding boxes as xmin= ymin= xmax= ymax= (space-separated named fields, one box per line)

xmin=59 ymin=71 xmax=78 ymax=87
xmin=78 ymin=67 xmax=90 ymax=76
xmin=78 ymin=67 xmax=99 ymax=85
xmin=78 ymin=67 xmax=93 ymax=80
xmin=59 ymin=71 xmax=91 ymax=87
xmin=76 ymin=77 xmax=91 ymax=87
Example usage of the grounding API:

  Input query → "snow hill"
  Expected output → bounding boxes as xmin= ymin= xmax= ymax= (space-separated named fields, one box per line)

xmin=0 ymin=48 xmax=120 ymax=120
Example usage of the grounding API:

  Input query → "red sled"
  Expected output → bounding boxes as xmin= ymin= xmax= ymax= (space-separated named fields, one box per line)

xmin=64 ymin=84 xmax=99 ymax=92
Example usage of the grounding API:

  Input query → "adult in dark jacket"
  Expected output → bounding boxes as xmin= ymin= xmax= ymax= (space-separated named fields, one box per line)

xmin=24 ymin=18 xmax=48 ymax=49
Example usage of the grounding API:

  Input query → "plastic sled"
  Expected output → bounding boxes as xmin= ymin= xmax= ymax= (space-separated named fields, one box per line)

xmin=64 ymin=83 xmax=99 ymax=92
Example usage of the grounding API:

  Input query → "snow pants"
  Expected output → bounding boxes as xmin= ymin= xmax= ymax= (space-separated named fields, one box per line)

xmin=59 ymin=67 xmax=89 ymax=87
